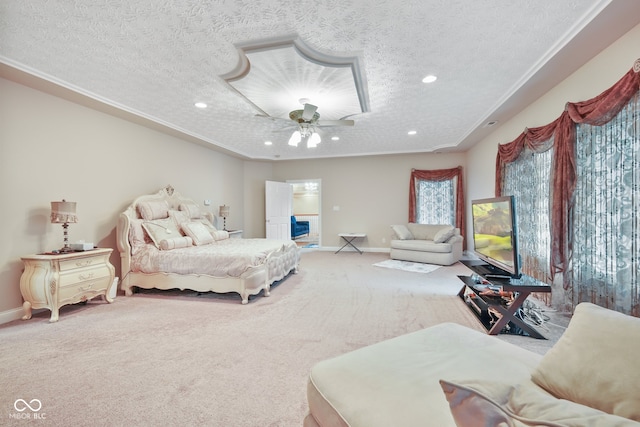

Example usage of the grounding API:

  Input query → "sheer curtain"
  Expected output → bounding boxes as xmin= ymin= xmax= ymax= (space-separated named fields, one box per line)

xmin=571 ymin=92 xmax=640 ymax=315
xmin=502 ymin=143 xmax=553 ymax=286
xmin=409 ymin=167 xmax=465 ymax=246
xmin=495 ymin=60 xmax=640 ymax=314
xmin=415 ymin=179 xmax=455 ymax=224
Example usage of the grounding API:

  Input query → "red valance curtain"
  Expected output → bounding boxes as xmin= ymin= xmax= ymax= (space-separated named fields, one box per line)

xmin=409 ymin=166 xmax=465 ymax=245
xmin=496 ymin=60 xmax=640 ymax=283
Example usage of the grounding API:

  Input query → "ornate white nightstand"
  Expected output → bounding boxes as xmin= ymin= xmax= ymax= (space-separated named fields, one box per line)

xmin=19 ymin=248 xmax=115 ymax=322
xmin=227 ymin=229 xmax=243 ymax=239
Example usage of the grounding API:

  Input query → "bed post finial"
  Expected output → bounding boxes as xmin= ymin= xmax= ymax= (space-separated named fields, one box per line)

xmin=164 ymin=185 xmax=175 ymax=196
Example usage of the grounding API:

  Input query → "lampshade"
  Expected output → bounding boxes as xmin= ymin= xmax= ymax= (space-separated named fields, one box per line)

xmin=288 ymin=131 xmax=302 ymax=147
xmin=219 ymin=205 xmax=230 ymax=217
xmin=50 ymin=200 xmax=78 ymax=224
xmin=307 ymin=132 xmax=321 ymax=148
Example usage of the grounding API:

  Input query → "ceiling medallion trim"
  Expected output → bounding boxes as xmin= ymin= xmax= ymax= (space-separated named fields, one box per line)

xmin=221 ymin=34 xmax=370 ymax=114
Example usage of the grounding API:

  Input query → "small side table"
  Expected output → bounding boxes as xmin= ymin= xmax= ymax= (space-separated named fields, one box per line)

xmin=336 ymin=233 xmax=367 ymax=254
xmin=227 ymin=229 xmax=243 ymax=239
xmin=20 ymin=248 xmax=115 ymax=322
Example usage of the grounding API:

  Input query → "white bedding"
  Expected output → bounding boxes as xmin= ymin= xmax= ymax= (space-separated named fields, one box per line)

xmin=131 ymin=237 xmax=296 ymax=277
xmin=116 ymin=186 xmax=300 ymax=304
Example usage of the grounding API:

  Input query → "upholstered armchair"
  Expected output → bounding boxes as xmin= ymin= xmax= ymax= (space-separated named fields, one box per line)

xmin=291 ymin=216 xmax=310 ymax=239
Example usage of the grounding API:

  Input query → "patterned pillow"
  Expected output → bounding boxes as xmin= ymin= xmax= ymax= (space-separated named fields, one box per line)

xmin=181 ymin=222 xmax=214 ymax=246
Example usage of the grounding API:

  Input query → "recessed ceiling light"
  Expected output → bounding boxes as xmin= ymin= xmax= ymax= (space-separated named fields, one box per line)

xmin=408 ymin=130 xmax=417 ymax=135
xmin=194 ymin=102 xmax=207 ymax=109
xmin=331 ymin=136 xmax=340 ymax=141
xmin=422 ymin=75 xmax=437 ymax=83
xmin=264 ymin=141 xmax=273 ymax=146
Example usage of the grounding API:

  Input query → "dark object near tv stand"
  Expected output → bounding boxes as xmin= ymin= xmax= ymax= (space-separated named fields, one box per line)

xmin=458 ymin=259 xmax=551 ymax=339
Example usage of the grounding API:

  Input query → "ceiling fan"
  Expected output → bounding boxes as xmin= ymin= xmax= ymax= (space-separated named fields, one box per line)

xmin=260 ymin=103 xmax=355 ymax=148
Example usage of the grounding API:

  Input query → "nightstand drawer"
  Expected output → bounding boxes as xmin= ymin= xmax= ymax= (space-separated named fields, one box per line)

xmin=58 ymin=266 xmax=112 ymax=287
xmin=58 ymin=276 xmax=111 ymax=301
xmin=58 ymin=254 xmax=103 ymax=272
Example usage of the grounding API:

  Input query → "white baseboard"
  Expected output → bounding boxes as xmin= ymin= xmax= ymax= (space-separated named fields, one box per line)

xmin=318 ymin=247 xmax=390 ymax=253
xmin=0 ymin=306 xmax=25 ymax=325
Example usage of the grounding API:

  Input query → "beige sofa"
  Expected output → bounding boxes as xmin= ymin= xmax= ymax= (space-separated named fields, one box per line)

xmin=389 ymin=223 xmax=463 ymax=265
xmin=304 ymin=303 xmax=640 ymax=427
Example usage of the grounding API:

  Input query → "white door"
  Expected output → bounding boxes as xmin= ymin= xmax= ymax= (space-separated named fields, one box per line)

xmin=265 ymin=181 xmax=292 ymax=240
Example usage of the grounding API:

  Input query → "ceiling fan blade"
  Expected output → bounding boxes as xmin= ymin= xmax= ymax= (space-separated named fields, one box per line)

xmin=302 ymin=103 xmax=318 ymax=121
xmin=317 ymin=119 xmax=355 ymax=127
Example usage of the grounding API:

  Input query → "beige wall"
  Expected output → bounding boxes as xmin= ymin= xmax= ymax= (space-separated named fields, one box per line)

xmin=0 ymin=77 xmax=260 ymax=319
xmin=272 ymin=153 xmax=467 ymax=250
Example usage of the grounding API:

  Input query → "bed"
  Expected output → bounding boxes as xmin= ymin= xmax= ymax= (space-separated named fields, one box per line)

xmin=116 ymin=185 xmax=300 ymax=304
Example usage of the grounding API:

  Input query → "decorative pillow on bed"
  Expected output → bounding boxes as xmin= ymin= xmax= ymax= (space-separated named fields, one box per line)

xmin=159 ymin=236 xmax=193 ymax=250
xmin=179 ymin=203 xmax=202 ymax=219
xmin=142 ymin=218 xmax=181 ymax=248
xmin=198 ymin=218 xmax=218 ymax=234
xmin=181 ymin=221 xmax=215 ymax=246
xmin=138 ymin=200 xmax=169 ymax=220
xmin=212 ymin=230 xmax=229 ymax=240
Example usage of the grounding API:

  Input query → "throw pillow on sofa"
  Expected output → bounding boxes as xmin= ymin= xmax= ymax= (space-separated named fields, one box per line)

xmin=440 ymin=378 xmax=637 ymax=427
xmin=531 ymin=303 xmax=640 ymax=421
xmin=391 ymin=224 xmax=414 ymax=240
xmin=433 ymin=226 xmax=455 ymax=243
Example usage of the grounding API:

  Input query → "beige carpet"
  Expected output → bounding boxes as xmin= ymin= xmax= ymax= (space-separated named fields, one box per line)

xmin=0 ymin=252 xmax=562 ymax=426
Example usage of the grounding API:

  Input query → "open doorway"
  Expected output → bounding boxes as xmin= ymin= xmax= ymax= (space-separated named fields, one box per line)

xmin=288 ymin=179 xmax=321 ymax=249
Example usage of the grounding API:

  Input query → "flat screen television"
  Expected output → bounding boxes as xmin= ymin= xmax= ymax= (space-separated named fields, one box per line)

xmin=471 ymin=195 xmax=521 ymax=279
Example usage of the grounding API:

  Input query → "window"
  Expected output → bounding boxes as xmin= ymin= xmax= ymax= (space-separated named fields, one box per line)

xmin=415 ymin=178 xmax=455 ymax=224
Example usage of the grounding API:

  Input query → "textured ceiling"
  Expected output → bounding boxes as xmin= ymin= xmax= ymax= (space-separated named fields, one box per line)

xmin=1 ymin=1 xmax=639 ymax=160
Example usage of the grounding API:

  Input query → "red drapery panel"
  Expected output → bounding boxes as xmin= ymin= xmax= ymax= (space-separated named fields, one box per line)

xmin=409 ymin=166 xmax=465 ymax=247
xmin=495 ymin=61 xmax=640 ymax=285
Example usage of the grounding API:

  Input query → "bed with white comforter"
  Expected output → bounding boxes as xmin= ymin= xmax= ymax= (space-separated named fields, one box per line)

xmin=116 ymin=186 xmax=300 ymax=304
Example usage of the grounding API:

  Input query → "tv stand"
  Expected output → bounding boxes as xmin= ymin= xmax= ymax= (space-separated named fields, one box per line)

xmin=458 ymin=259 xmax=551 ymax=339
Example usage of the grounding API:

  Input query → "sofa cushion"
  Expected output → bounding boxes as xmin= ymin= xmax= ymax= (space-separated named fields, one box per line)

xmin=391 ymin=224 xmax=414 ymax=240
xmin=531 ymin=302 xmax=640 ymax=421
xmin=433 ymin=226 xmax=455 ymax=243
xmin=390 ymin=239 xmax=452 ymax=253
xmin=407 ymin=223 xmax=452 ymax=240
xmin=440 ymin=379 xmax=638 ymax=427
xmin=307 ymin=322 xmax=541 ymax=427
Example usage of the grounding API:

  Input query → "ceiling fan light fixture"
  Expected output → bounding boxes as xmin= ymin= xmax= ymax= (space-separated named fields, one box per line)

xmin=288 ymin=131 xmax=302 ymax=146
xmin=307 ymin=132 xmax=321 ymax=148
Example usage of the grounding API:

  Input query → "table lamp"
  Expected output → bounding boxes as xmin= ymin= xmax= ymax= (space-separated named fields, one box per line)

xmin=51 ymin=199 xmax=78 ymax=253
xmin=219 ymin=205 xmax=229 ymax=231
